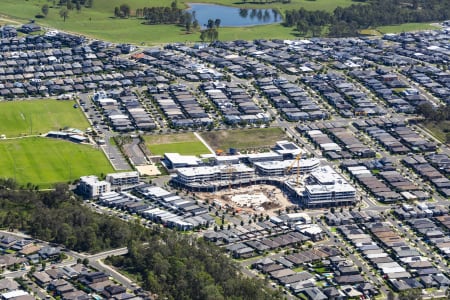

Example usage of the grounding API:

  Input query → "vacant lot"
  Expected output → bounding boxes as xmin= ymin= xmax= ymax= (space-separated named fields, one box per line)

xmin=0 ymin=0 xmax=355 ymax=44
xmin=422 ymin=121 xmax=449 ymax=143
xmin=0 ymin=99 xmax=89 ymax=137
xmin=144 ymin=133 xmax=211 ymax=156
xmin=200 ymin=128 xmax=286 ymax=151
xmin=0 ymin=137 xmax=114 ymax=187
xmin=376 ymin=22 xmax=439 ymax=33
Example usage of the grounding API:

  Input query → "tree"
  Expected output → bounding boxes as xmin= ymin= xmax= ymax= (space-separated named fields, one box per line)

xmin=82 ymin=258 xmax=90 ymax=266
xmin=296 ymin=20 xmax=308 ymax=36
xmin=416 ymin=102 xmax=436 ymax=120
xmin=239 ymin=8 xmax=248 ymax=18
xmin=207 ymin=18 xmax=214 ymax=29
xmin=387 ymin=291 xmax=395 ymax=300
xmin=114 ymin=6 xmax=120 ymax=17
xmin=193 ymin=19 xmax=199 ymax=29
xmin=398 ymin=288 xmax=422 ymax=300
xmin=119 ymin=3 xmax=130 ymax=18
xmin=42 ymin=4 xmax=49 ymax=17
xmin=446 ymin=133 xmax=450 ymax=144
xmin=59 ymin=8 xmax=69 ymax=22
xmin=75 ymin=1 xmax=81 ymax=12
xmin=214 ymin=18 xmax=221 ymax=28
xmin=183 ymin=12 xmax=192 ymax=32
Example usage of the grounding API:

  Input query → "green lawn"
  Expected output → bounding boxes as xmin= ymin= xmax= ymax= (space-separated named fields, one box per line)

xmin=143 ymin=133 xmax=211 ymax=156
xmin=0 ymin=99 xmax=89 ymax=137
xmin=376 ymin=22 xmax=440 ymax=34
xmin=0 ymin=137 xmax=114 ymax=187
xmin=292 ymin=266 xmax=304 ymax=272
xmin=200 ymin=127 xmax=286 ymax=151
xmin=0 ymin=0 xmax=355 ymax=44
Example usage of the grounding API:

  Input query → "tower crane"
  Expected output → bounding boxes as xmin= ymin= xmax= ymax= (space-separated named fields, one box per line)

xmin=285 ymin=153 xmax=303 ymax=186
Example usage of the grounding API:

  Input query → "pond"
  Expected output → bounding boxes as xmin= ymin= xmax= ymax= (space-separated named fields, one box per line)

xmin=187 ymin=3 xmax=282 ymax=27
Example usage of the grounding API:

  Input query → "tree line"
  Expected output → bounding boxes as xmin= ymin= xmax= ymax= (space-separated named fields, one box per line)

xmin=114 ymin=2 xmax=224 ymax=41
xmin=0 ymin=179 xmax=282 ymax=299
xmin=284 ymin=0 xmax=450 ymax=37
xmin=0 ymin=180 xmax=148 ymax=253
xmin=41 ymin=0 xmax=94 ymax=22
xmin=416 ymin=102 xmax=450 ymax=143
xmin=106 ymin=235 xmax=283 ymax=300
xmin=114 ymin=1 xmax=199 ymax=33
xmin=200 ymin=19 xmax=221 ymax=42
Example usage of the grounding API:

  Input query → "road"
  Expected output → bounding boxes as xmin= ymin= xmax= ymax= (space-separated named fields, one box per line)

xmin=102 ymin=131 xmax=131 ymax=170
xmin=238 ymin=252 xmax=295 ymax=300
xmin=385 ymin=215 xmax=450 ymax=273
xmin=318 ymin=220 xmax=390 ymax=297
xmin=78 ymin=93 xmax=130 ymax=171
xmin=123 ymin=137 xmax=148 ymax=166
xmin=0 ymin=230 xmax=136 ymax=293
xmin=194 ymin=132 xmax=215 ymax=154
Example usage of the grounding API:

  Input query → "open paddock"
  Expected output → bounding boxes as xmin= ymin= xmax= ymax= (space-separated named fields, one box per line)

xmin=200 ymin=128 xmax=286 ymax=152
xmin=143 ymin=133 xmax=211 ymax=156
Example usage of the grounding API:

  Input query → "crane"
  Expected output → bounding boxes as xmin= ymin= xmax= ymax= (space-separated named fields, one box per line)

xmin=225 ymin=163 xmax=235 ymax=190
xmin=286 ymin=153 xmax=302 ymax=186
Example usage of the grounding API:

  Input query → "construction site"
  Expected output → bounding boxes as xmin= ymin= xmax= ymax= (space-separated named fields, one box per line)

xmin=195 ymin=184 xmax=295 ymax=216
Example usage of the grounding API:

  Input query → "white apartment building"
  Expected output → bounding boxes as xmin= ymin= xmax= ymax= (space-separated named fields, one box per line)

xmin=176 ymin=164 xmax=254 ymax=184
xmin=106 ymin=171 xmax=139 ymax=186
xmin=304 ymin=166 xmax=356 ymax=208
xmin=79 ymin=175 xmax=111 ymax=198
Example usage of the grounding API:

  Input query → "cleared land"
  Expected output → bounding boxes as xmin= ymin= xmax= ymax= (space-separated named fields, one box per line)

xmin=0 ymin=99 xmax=89 ymax=137
xmin=0 ymin=137 xmax=114 ymax=187
xmin=200 ymin=127 xmax=286 ymax=151
xmin=422 ymin=121 xmax=448 ymax=143
xmin=144 ymin=133 xmax=211 ymax=156
xmin=0 ymin=0 xmax=354 ymax=44
xmin=376 ymin=22 xmax=440 ymax=33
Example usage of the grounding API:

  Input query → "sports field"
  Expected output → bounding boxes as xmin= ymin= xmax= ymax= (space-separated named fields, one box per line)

xmin=0 ymin=137 xmax=114 ymax=187
xmin=144 ymin=133 xmax=211 ymax=156
xmin=0 ymin=99 xmax=89 ymax=137
xmin=200 ymin=127 xmax=286 ymax=151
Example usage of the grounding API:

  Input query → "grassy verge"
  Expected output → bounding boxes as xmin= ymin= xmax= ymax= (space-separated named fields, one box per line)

xmin=0 ymin=137 xmax=114 ymax=187
xmin=200 ymin=127 xmax=286 ymax=151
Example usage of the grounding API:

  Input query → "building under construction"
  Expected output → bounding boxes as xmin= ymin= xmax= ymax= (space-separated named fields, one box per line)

xmin=170 ymin=160 xmax=356 ymax=208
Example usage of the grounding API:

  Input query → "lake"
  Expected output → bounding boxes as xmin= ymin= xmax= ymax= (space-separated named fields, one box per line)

xmin=187 ymin=3 xmax=282 ymax=27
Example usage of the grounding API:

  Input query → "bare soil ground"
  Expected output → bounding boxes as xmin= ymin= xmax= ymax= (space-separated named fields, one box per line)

xmin=196 ymin=184 xmax=294 ymax=216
